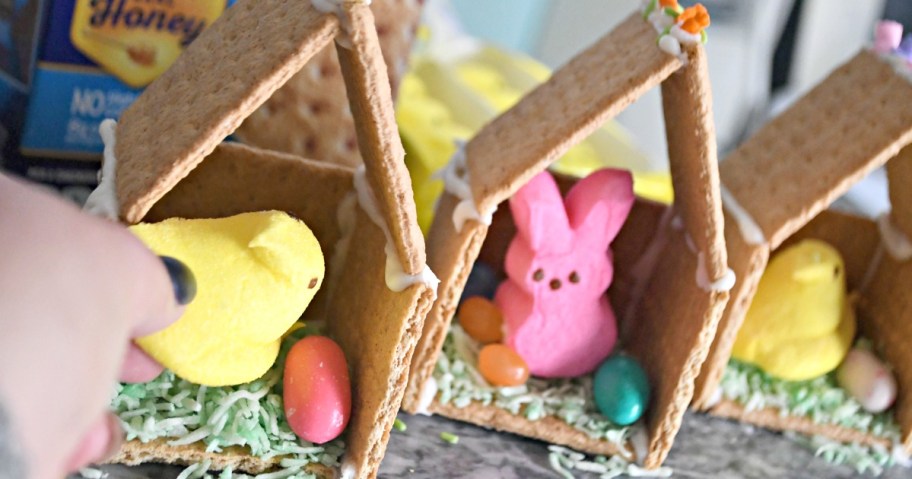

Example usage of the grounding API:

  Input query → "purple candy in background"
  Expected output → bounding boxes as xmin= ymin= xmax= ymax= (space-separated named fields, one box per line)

xmin=897 ymin=34 xmax=912 ymax=60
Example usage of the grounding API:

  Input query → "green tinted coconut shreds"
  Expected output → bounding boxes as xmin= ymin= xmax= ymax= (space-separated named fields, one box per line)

xmin=720 ymin=358 xmax=910 ymax=474
xmin=110 ymin=326 xmax=344 ymax=479
xmin=434 ymin=325 xmax=635 ymax=449
xmin=547 ymin=445 xmax=672 ymax=479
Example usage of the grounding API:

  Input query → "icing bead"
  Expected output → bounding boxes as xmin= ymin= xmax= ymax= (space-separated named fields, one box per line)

xmin=478 ymin=344 xmax=529 ymax=387
xmin=283 ymin=336 xmax=352 ymax=444
xmin=458 ymin=296 xmax=504 ymax=344
xmin=593 ymin=355 xmax=650 ymax=426
xmin=836 ymin=348 xmax=897 ymax=414
xmin=460 ymin=261 xmax=499 ymax=301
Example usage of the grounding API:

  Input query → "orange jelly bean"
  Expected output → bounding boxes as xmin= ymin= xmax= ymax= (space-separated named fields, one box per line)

xmin=478 ymin=344 xmax=530 ymax=387
xmin=458 ymin=296 xmax=504 ymax=344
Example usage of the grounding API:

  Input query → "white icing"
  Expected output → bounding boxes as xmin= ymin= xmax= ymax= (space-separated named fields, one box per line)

xmin=893 ymin=442 xmax=912 ymax=468
xmin=658 ymin=35 xmax=682 ymax=59
xmin=435 ymin=143 xmax=496 ymax=232
xmin=704 ymin=387 xmax=723 ymax=409
xmin=83 ymin=119 xmax=119 ymax=220
xmin=415 ymin=376 xmax=438 ymax=416
xmin=352 ymin=166 xmax=440 ymax=293
xmin=876 ymin=213 xmax=912 ymax=261
xmin=339 ymin=459 xmax=357 ymax=479
xmin=630 ymin=427 xmax=650 ymax=466
xmin=720 ymin=184 xmax=766 ymax=246
xmin=696 ymin=251 xmax=736 ymax=292
xmin=311 ymin=0 xmax=372 ymax=49
xmin=644 ymin=1 xmax=702 ymax=64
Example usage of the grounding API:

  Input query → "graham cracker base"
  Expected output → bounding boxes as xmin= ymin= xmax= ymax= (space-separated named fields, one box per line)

xmin=109 ymin=439 xmax=333 ymax=477
xmin=709 ymin=399 xmax=893 ymax=450
xmin=428 ymin=401 xmax=634 ymax=460
xmin=234 ymin=0 xmax=422 ymax=168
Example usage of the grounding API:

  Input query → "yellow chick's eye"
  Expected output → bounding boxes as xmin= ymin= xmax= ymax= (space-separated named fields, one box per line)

xmin=792 ymin=262 xmax=840 ymax=283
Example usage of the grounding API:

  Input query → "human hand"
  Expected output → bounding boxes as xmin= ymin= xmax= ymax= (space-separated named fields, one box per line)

xmin=0 ymin=174 xmax=193 ymax=478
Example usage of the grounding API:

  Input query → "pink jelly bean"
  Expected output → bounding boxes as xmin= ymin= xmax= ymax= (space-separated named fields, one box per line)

xmin=283 ymin=336 xmax=351 ymax=443
xmin=874 ymin=20 xmax=903 ymax=54
xmin=836 ymin=348 xmax=897 ymax=414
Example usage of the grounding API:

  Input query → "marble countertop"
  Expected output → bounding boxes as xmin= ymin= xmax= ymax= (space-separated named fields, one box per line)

xmin=88 ymin=411 xmax=905 ymax=478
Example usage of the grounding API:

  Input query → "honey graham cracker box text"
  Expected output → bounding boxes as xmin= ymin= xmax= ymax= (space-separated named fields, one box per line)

xmin=2 ymin=0 xmax=420 ymax=201
xmin=401 ymin=1 xmax=732 ymax=470
xmin=78 ymin=1 xmax=437 ymax=478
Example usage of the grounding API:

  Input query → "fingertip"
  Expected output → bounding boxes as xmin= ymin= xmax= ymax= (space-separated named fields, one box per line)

xmin=64 ymin=412 xmax=123 ymax=473
xmin=120 ymin=342 xmax=165 ymax=383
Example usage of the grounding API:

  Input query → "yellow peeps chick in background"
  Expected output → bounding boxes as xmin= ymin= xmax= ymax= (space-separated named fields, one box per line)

xmin=732 ymin=239 xmax=856 ymax=381
xmin=130 ymin=211 xmax=325 ymax=386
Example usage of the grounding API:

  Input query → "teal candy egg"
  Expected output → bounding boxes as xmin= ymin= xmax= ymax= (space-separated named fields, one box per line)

xmin=593 ymin=354 xmax=650 ymax=426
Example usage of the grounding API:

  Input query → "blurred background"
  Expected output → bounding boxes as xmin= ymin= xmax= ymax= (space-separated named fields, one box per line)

xmin=430 ymin=0 xmax=911 ymax=217
xmin=3 ymin=0 xmax=912 ymax=218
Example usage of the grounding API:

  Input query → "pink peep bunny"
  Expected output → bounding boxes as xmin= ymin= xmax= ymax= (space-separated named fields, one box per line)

xmin=494 ymin=169 xmax=634 ymax=378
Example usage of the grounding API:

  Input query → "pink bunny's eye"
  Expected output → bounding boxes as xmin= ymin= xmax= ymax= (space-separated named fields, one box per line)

xmin=533 ymin=269 xmax=544 ymax=281
xmin=569 ymin=272 xmax=580 ymax=284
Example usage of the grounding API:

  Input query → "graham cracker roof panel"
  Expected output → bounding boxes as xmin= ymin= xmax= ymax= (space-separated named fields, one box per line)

xmin=661 ymin=45 xmax=728 ymax=281
xmin=719 ymin=51 xmax=912 ymax=249
xmin=465 ymin=14 xmax=682 ymax=216
xmin=336 ymin=3 xmax=425 ymax=274
xmin=115 ymin=0 xmax=339 ymax=224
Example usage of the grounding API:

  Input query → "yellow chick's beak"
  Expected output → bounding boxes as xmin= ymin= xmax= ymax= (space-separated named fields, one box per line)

xmin=130 ymin=211 xmax=325 ymax=386
xmin=731 ymin=239 xmax=856 ymax=381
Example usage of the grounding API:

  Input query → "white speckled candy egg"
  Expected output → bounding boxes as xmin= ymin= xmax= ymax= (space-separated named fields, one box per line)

xmin=836 ymin=348 xmax=897 ymax=414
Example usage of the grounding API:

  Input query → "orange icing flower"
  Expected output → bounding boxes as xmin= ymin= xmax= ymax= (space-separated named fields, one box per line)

xmin=678 ymin=4 xmax=710 ymax=34
xmin=659 ymin=0 xmax=679 ymax=8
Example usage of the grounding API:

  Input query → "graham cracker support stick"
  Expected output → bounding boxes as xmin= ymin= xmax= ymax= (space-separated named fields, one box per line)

xmin=114 ymin=0 xmax=339 ymax=224
xmin=336 ymin=2 xmax=425 ymax=274
xmin=719 ymin=51 xmax=912 ymax=250
xmin=661 ymin=45 xmax=728 ymax=281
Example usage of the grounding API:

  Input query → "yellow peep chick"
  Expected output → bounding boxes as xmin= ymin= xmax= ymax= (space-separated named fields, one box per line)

xmin=129 ymin=211 xmax=324 ymax=386
xmin=732 ymin=239 xmax=856 ymax=381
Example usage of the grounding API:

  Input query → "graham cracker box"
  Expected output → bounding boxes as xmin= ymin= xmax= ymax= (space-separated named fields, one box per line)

xmin=1 ymin=0 xmax=235 ymax=203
